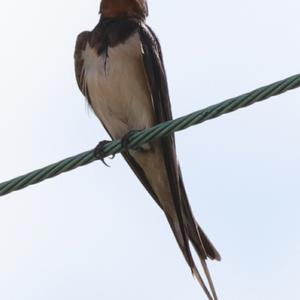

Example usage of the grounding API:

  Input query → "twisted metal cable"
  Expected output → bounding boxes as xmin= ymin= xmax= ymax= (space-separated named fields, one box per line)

xmin=1 ymin=73 xmax=299 ymax=197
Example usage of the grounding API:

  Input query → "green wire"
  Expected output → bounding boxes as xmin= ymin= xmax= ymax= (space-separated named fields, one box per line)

xmin=0 ymin=73 xmax=299 ymax=197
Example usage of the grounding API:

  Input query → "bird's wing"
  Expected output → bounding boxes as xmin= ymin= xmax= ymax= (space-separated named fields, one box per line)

xmin=74 ymin=31 xmax=91 ymax=102
xmin=139 ymin=24 xmax=219 ymax=300
xmin=140 ymin=24 xmax=220 ymax=259
xmin=138 ymin=24 xmax=191 ymax=257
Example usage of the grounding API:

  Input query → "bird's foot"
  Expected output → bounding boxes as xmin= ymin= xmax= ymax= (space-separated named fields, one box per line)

xmin=94 ymin=140 xmax=114 ymax=167
xmin=121 ymin=130 xmax=152 ymax=152
xmin=121 ymin=130 xmax=142 ymax=150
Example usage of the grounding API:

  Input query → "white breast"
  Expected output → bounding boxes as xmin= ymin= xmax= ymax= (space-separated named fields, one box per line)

xmin=82 ymin=32 xmax=155 ymax=139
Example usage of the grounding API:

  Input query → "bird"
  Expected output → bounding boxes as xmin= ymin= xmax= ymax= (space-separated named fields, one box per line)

xmin=74 ymin=1 xmax=220 ymax=299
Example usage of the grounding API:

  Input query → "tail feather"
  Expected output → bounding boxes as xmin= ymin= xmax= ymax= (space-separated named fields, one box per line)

xmin=192 ymin=266 xmax=214 ymax=300
xmin=167 ymin=216 xmax=215 ymax=300
xmin=196 ymin=224 xmax=221 ymax=261
xmin=177 ymin=171 xmax=220 ymax=300
xmin=200 ymin=258 xmax=218 ymax=300
xmin=185 ymin=216 xmax=219 ymax=300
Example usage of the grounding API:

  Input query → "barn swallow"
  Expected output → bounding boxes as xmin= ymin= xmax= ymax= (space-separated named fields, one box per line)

xmin=74 ymin=1 xmax=220 ymax=299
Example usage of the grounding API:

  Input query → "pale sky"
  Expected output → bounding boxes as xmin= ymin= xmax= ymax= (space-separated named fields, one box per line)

xmin=0 ymin=1 xmax=299 ymax=300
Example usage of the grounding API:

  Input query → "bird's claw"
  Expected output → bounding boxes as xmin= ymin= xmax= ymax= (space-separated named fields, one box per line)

xmin=121 ymin=130 xmax=142 ymax=150
xmin=94 ymin=140 xmax=114 ymax=167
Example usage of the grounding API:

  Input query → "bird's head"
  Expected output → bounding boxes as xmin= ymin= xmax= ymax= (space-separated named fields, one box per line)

xmin=99 ymin=0 xmax=148 ymax=20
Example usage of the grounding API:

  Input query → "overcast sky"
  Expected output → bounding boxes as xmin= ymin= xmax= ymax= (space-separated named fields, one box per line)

xmin=0 ymin=1 xmax=299 ymax=299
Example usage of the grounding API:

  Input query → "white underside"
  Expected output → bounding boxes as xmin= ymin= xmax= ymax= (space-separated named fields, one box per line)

xmin=82 ymin=32 xmax=155 ymax=140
